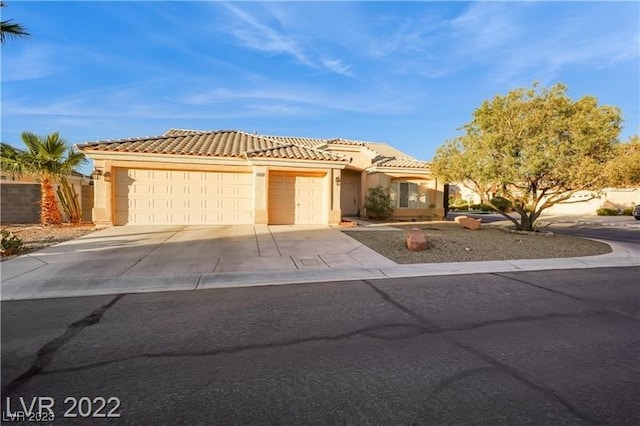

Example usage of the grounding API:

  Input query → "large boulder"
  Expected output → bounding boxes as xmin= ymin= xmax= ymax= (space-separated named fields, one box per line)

xmin=405 ymin=228 xmax=428 ymax=251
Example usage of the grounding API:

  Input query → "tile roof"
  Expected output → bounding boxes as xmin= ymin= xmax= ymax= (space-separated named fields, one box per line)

xmin=78 ymin=130 xmax=283 ymax=158
xmin=374 ymin=158 xmax=431 ymax=169
xmin=78 ymin=129 xmax=428 ymax=168
xmin=262 ymin=135 xmax=327 ymax=148
xmin=246 ymin=144 xmax=348 ymax=162
xmin=164 ymin=128 xmax=209 ymax=136
xmin=78 ymin=130 xmax=347 ymax=163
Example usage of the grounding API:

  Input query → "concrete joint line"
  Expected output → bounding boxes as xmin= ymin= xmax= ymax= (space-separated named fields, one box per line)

xmin=345 ymin=253 xmax=366 ymax=267
xmin=193 ymin=274 xmax=203 ymax=290
xmin=211 ymin=257 xmax=221 ymax=274
xmin=317 ymin=256 xmax=330 ymax=269
xmin=268 ymin=226 xmax=282 ymax=256
xmin=253 ymin=226 xmax=262 ymax=257
xmin=117 ymin=226 xmax=185 ymax=277
xmin=2 ymin=254 xmax=49 ymax=282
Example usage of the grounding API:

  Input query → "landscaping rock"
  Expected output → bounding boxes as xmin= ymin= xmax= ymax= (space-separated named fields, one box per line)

xmin=454 ymin=215 xmax=467 ymax=223
xmin=458 ymin=216 xmax=482 ymax=230
xmin=405 ymin=228 xmax=428 ymax=251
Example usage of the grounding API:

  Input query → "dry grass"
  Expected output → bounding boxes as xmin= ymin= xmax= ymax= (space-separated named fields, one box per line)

xmin=343 ymin=222 xmax=611 ymax=264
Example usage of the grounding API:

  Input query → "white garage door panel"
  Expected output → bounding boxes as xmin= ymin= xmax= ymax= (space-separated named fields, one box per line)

xmin=269 ymin=174 xmax=325 ymax=225
xmin=115 ymin=169 xmax=253 ymax=225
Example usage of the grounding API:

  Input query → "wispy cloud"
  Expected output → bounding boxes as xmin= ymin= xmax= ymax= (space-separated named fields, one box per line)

xmin=216 ymin=2 xmax=353 ymax=77
xmin=220 ymin=2 xmax=312 ymax=66
xmin=320 ymin=58 xmax=353 ymax=77
xmin=2 ymin=43 xmax=63 ymax=81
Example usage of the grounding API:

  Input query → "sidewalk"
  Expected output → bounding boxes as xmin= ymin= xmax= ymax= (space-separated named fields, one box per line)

xmin=1 ymin=223 xmax=639 ymax=301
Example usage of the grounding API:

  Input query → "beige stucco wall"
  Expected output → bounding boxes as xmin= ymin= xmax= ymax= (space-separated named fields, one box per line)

xmin=543 ymin=188 xmax=640 ymax=215
xmin=362 ymin=172 xmax=445 ymax=220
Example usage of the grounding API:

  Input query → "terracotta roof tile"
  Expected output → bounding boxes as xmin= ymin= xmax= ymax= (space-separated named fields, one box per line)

xmin=164 ymin=128 xmax=209 ymax=136
xmin=78 ymin=129 xmax=428 ymax=168
xmin=375 ymin=158 xmax=431 ymax=169
xmin=78 ymin=130 xmax=282 ymax=158
xmin=246 ymin=144 xmax=349 ymax=162
xmin=262 ymin=135 xmax=327 ymax=148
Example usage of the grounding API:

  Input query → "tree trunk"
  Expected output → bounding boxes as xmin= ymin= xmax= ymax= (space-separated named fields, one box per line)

xmin=40 ymin=178 xmax=62 ymax=225
xmin=518 ymin=213 xmax=537 ymax=232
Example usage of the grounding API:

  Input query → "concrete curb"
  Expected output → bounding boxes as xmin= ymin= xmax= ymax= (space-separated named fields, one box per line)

xmin=2 ymin=238 xmax=638 ymax=301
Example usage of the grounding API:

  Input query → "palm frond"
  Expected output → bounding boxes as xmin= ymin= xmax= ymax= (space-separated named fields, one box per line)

xmin=17 ymin=131 xmax=86 ymax=178
xmin=1 ymin=19 xmax=29 ymax=43
xmin=0 ymin=142 xmax=26 ymax=178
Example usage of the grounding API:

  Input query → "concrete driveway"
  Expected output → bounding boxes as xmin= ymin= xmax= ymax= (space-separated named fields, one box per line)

xmin=2 ymin=223 xmax=639 ymax=301
xmin=1 ymin=225 xmax=396 ymax=300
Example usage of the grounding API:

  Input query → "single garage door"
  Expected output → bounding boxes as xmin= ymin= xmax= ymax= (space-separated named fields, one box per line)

xmin=114 ymin=169 xmax=253 ymax=225
xmin=269 ymin=173 xmax=326 ymax=224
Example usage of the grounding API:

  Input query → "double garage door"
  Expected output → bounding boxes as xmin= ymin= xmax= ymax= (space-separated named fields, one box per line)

xmin=114 ymin=169 xmax=327 ymax=225
xmin=114 ymin=169 xmax=253 ymax=225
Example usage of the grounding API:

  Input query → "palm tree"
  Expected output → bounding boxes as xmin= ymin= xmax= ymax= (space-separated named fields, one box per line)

xmin=1 ymin=2 xmax=30 ymax=43
xmin=1 ymin=132 xmax=86 ymax=225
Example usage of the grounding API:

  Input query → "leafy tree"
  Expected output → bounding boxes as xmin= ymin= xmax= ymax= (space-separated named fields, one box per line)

xmin=1 ymin=2 xmax=29 ymax=43
xmin=431 ymin=83 xmax=622 ymax=231
xmin=604 ymin=135 xmax=640 ymax=187
xmin=1 ymin=132 xmax=86 ymax=225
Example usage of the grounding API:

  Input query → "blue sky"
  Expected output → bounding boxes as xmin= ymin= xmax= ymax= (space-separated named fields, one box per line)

xmin=2 ymin=1 xmax=638 ymax=174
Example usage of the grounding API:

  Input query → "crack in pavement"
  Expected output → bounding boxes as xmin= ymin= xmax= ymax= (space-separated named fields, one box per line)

xmin=492 ymin=272 xmax=593 ymax=303
xmin=361 ymin=279 xmax=602 ymax=425
xmin=493 ymin=272 xmax=640 ymax=321
xmin=37 ymin=322 xmax=433 ymax=375
xmin=431 ymin=366 xmax=497 ymax=395
xmin=1 ymin=294 xmax=125 ymax=397
xmin=36 ymin=309 xmax=608 ymax=380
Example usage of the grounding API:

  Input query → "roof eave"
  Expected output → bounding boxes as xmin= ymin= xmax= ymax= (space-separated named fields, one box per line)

xmin=79 ymin=150 xmax=249 ymax=166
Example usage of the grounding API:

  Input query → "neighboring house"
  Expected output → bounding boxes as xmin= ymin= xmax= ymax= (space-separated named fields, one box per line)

xmin=448 ymin=181 xmax=640 ymax=215
xmin=0 ymin=171 xmax=93 ymax=224
xmin=77 ymin=129 xmax=444 ymax=226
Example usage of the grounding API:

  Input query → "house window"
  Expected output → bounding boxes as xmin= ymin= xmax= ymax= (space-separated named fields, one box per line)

xmin=390 ymin=182 xmax=430 ymax=208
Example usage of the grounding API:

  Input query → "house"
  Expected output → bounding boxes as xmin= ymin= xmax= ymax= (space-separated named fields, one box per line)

xmin=77 ymin=129 xmax=444 ymax=226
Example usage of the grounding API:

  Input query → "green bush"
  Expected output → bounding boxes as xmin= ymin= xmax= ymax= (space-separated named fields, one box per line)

xmin=596 ymin=208 xmax=619 ymax=216
xmin=365 ymin=185 xmax=393 ymax=220
xmin=621 ymin=208 xmax=633 ymax=216
xmin=470 ymin=203 xmax=492 ymax=212
xmin=490 ymin=196 xmax=512 ymax=212
xmin=450 ymin=200 xmax=468 ymax=210
xmin=1 ymin=229 xmax=23 ymax=255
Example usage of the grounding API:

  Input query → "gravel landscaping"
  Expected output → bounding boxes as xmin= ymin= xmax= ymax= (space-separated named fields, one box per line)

xmin=1 ymin=224 xmax=98 ymax=261
xmin=343 ymin=222 xmax=612 ymax=264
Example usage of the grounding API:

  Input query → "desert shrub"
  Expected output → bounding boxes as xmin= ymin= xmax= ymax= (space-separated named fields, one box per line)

xmin=56 ymin=177 xmax=83 ymax=223
xmin=596 ymin=208 xmax=619 ymax=216
xmin=490 ymin=196 xmax=512 ymax=212
xmin=365 ymin=185 xmax=393 ymax=220
xmin=621 ymin=207 xmax=633 ymax=216
xmin=450 ymin=200 xmax=468 ymax=211
xmin=470 ymin=203 xmax=492 ymax=212
xmin=1 ymin=229 xmax=23 ymax=255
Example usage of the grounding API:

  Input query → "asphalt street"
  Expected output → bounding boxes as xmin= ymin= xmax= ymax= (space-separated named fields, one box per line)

xmin=2 ymin=267 xmax=639 ymax=425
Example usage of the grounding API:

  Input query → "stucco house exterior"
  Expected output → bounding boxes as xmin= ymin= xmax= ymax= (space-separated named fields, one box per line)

xmin=77 ymin=129 xmax=444 ymax=226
